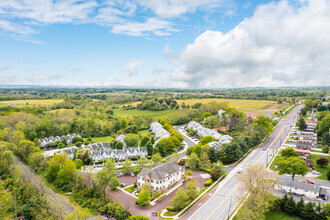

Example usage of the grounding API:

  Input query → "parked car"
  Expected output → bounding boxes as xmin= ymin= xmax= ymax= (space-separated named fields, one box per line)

xmin=263 ymin=147 xmax=266 ymax=150
xmin=312 ymin=171 xmax=321 ymax=175
xmin=120 ymin=183 xmax=126 ymax=188
xmin=151 ymin=212 xmax=158 ymax=217
xmin=130 ymin=172 xmax=135 ymax=177
xmin=237 ymin=168 xmax=243 ymax=173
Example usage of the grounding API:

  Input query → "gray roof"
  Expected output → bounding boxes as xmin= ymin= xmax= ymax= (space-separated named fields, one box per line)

xmin=278 ymin=180 xmax=321 ymax=193
xmin=138 ymin=162 xmax=182 ymax=180
xmin=208 ymin=141 xmax=222 ymax=150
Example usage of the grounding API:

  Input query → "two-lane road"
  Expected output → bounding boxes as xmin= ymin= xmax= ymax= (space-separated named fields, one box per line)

xmin=186 ymin=105 xmax=305 ymax=220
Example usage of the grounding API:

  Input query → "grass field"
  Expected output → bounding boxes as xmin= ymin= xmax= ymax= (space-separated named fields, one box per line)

xmin=113 ymin=108 xmax=177 ymax=119
xmin=310 ymin=154 xmax=330 ymax=180
xmin=269 ymin=154 xmax=282 ymax=171
xmin=176 ymin=98 xmax=287 ymax=113
xmin=0 ymin=99 xmax=63 ymax=106
xmin=265 ymin=210 xmax=302 ymax=220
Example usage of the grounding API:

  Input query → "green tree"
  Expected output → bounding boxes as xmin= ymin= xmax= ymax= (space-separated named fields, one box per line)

xmin=17 ymin=140 xmax=35 ymax=163
xmin=200 ymin=136 xmax=217 ymax=145
xmin=137 ymin=157 xmax=149 ymax=169
xmin=199 ymin=152 xmax=211 ymax=169
xmin=171 ymin=187 xmax=190 ymax=211
xmin=115 ymin=141 xmax=124 ymax=149
xmin=187 ymin=153 xmax=199 ymax=168
xmin=253 ymin=116 xmax=272 ymax=137
xmin=278 ymin=157 xmax=309 ymax=180
xmin=284 ymin=196 xmax=296 ymax=215
xmin=96 ymin=158 xmax=116 ymax=196
xmin=203 ymin=116 xmax=221 ymax=129
xmin=124 ymin=136 xmax=139 ymax=147
xmin=280 ymin=147 xmax=299 ymax=158
xmin=301 ymin=202 xmax=316 ymax=220
xmin=297 ymin=116 xmax=307 ymax=131
xmin=122 ymin=159 xmax=133 ymax=175
xmin=151 ymin=153 xmax=162 ymax=164
xmin=136 ymin=189 xmax=151 ymax=206
xmin=145 ymin=141 xmax=153 ymax=155
xmin=140 ymin=136 xmax=150 ymax=147
xmin=74 ymin=159 xmax=83 ymax=169
xmin=186 ymin=179 xmax=199 ymax=200
xmin=109 ymin=176 xmax=120 ymax=190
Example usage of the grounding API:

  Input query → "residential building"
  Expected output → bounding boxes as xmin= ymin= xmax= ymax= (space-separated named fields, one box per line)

xmin=116 ymin=134 xmax=126 ymax=147
xmin=91 ymin=146 xmax=148 ymax=162
xmin=187 ymin=121 xmax=232 ymax=143
xmin=137 ymin=162 xmax=185 ymax=192
xmin=297 ymin=140 xmax=314 ymax=149
xmin=262 ymin=111 xmax=275 ymax=118
xmin=40 ymin=133 xmax=81 ymax=147
xmin=275 ymin=180 xmax=327 ymax=200
xmin=246 ymin=114 xmax=258 ymax=120
xmin=294 ymin=148 xmax=310 ymax=159
xmin=208 ymin=141 xmax=222 ymax=150
xmin=150 ymin=122 xmax=170 ymax=139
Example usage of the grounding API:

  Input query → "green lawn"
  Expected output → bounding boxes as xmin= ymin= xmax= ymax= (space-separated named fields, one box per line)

xmin=113 ymin=108 xmax=177 ymax=120
xmin=124 ymin=185 xmax=136 ymax=193
xmin=87 ymin=136 xmax=115 ymax=143
xmin=310 ymin=154 xmax=330 ymax=180
xmin=269 ymin=155 xmax=282 ymax=171
xmin=265 ymin=210 xmax=302 ymax=220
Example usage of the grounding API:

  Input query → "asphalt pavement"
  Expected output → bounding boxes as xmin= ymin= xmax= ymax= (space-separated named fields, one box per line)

xmin=186 ymin=105 xmax=310 ymax=220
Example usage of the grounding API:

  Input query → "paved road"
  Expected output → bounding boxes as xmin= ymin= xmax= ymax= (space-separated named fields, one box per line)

xmin=187 ymin=105 xmax=307 ymax=220
xmin=15 ymin=157 xmax=75 ymax=218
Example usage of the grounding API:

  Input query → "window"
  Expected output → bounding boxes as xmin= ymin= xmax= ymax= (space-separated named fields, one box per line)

xmin=142 ymin=177 xmax=144 ymax=180
xmin=156 ymin=187 xmax=158 ymax=190
xmin=156 ymin=181 xmax=159 ymax=184
xmin=151 ymin=186 xmax=154 ymax=189
xmin=138 ymin=183 xmax=140 ymax=186
xmin=151 ymin=180 xmax=154 ymax=183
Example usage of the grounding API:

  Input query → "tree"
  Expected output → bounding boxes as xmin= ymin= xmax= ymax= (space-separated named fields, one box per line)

xmin=75 ymin=141 xmax=82 ymax=147
xmin=316 ymin=157 xmax=329 ymax=167
xmin=171 ymin=187 xmax=190 ymax=211
xmin=200 ymin=136 xmax=217 ymax=145
xmin=210 ymin=171 xmax=220 ymax=181
xmin=151 ymin=153 xmax=162 ymax=164
xmin=115 ymin=141 xmax=124 ymax=149
xmin=203 ymin=116 xmax=221 ymax=129
xmin=317 ymin=114 xmax=330 ymax=137
xmin=145 ymin=141 xmax=153 ymax=155
xmin=17 ymin=140 xmax=35 ymax=163
xmin=253 ymin=116 xmax=272 ymax=137
xmin=124 ymin=136 xmax=139 ymax=147
xmin=74 ymin=159 xmax=83 ymax=169
xmin=295 ymin=197 xmax=305 ymax=217
xmin=199 ymin=152 xmax=211 ymax=169
xmin=187 ymin=153 xmax=199 ymax=168
xmin=140 ymin=136 xmax=150 ymax=147
xmin=284 ymin=196 xmax=296 ymax=215
xmin=278 ymin=157 xmax=309 ymax=180
xmin=327 ymin=170 xmax=330 ymax=180
xmin=136 ymin=189 xmax=151 ymax=206
xmin=280 ymin=147 xmax=299 ymax=158
xmin=186 ymin=179 xmax=199 ymax=200
xmin=109 ymin=176 xmax=120 ymax=190
xmin=301 ymin=202 xmax=316 ymax=220
xmin=122 ymin=159 xmax=133 ymax=175
xmin=297 ymin=117 xmax=307 ymax=131
xmin=65 ymin=209 xmax=89 ymax=220
xmin=137 ymin=157 xmax=149 ymax=169
xmin=237 ymin=163 xmax=276 ymax=220
xmin=96 ymin=158 xmax=116 ymax=197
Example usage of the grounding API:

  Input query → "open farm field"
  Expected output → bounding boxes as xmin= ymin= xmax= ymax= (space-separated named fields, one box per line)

xmin=113 ymin=108 xmax=177 ymax=119
xmin=0 ymin=99 xmax=63 ymax=106
xmin=176 ymin=98 xmax=287 ymax=113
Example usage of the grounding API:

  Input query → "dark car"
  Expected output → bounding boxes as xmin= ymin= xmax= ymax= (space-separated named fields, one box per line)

xmin=151 ymin=212 xmax=158 ymax=216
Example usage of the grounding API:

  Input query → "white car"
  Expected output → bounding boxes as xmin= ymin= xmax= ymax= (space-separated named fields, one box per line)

xmin=237 ymin=168 xmax=243 ymax=173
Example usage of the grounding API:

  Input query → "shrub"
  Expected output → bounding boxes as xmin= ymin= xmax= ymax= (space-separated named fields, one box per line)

xmin=178 ymin=159 xmax=186 ymax=165
xmin=147 ymin=155 xmax=152 ymax=159
xmin=167 ymin=206 xmax=176 ymax=212
xmin=209 ymin=171 xmax=220 ymax=181
xmin=199 ymin=168 xmax=210 ymax=173
xmin=186 ymin=170 xmax=193 ymax=176
xmin=134 ymin=181 xmax=137 ymax=188
xmin=131 ymin=156 xmax=138 ymax=160
xmin=327 ymin=170 xmax=330 ymax=181
xmin=204 ymin=179 xmax=212 ymax=187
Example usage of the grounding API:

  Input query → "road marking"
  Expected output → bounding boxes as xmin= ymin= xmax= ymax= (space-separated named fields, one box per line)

xmin=204 ymin=127 xmax=285 ymax=220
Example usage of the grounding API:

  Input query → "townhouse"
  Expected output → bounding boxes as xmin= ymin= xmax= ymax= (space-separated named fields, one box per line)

xmin=91 ymin=146 xmax=148 ymax=162
xmin=40 ymin=133 xmax=81 ymax=147
xmin=137 ymin=162 xmax=185 ymax=193
xmin=187 ymin=121 xmax=232 ymax=144
xmin=275 ymin=180 xmax=327 ymax=200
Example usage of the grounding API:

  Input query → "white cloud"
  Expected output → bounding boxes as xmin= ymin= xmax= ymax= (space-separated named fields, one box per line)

xmin=137 ymin=0 xmax=224 ymax=18
xmin=28 ymin=74 xmax=61 ymax=82
xmin=123 ymin=60 xmax=144 ymax=76
xmin=0 ymin=74 xmax=15 ymax=83
xmin=112 ymin=18 xmax=176 ymax=36
xmin=171 ymin=0 xmax=330 ymax=88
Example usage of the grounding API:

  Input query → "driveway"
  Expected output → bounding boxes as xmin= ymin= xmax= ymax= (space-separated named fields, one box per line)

xmin=110 ymin=170 xmax=210 ymax=220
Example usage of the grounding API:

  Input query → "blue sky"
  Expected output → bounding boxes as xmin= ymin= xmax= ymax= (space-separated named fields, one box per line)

xmin=0 ymin=0 xmax=329 ymax=88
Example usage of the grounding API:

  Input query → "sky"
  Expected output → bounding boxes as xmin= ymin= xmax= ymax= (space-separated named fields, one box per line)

xmin=0 ymin=0 xmax=329 ymax=88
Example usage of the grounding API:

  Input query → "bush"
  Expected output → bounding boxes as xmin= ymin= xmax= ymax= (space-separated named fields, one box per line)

xmin=178 ymin=159 xmax=186 ymax=165
xmin=131 ymin=156 xmax=138 ymax=160
xmin=210 ymin=171 xmax=220 ymax=181
xmin=167 ymin=206 xmax=176 ymax=212
xmin=199 ymin=168 xmax=210 ymax=173
xmin=147 ymin=156 xmax=152 ymax=159
xmin=134 ymin=181 xmax=137 ymax=188
xmin=204 ymin=179 xmax=212 ymax=187
xmin=327 ymin=170 xmax=330 ymax=181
